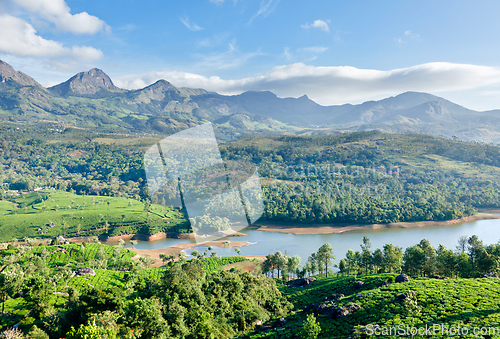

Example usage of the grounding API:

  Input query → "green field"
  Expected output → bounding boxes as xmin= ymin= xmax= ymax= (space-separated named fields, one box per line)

xmin=0 ymin=190 xmax=189 ymax=242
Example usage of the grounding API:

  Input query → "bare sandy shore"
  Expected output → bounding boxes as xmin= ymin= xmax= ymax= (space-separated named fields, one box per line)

xmin=130 ymin=240 xmax=256 ymax=268
xmin=254 ymin=212 xmax=500 ymax=235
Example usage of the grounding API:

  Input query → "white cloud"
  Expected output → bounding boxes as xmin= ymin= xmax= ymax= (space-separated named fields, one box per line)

xmin=396 ymin=30 xmax=420 ymax=47
xmin=405 ymin=30 xmax=419 ymax=38
xmin=0 ymin=14 xmax=102 ymax=60
xmin=192 ymin=40 xmax=261 ymax=70
xmin=12 ymin=0 xmax=108 ymax=34
xmin=113 ymin=62 xmax=500 ymax=107
xmin=249 ymin=0 xmax=280 ymax=24
xmin=283 ymin=47 xmax=292 ymax=60
xmin=197 ymin=32 xmax=230 ymax=48
xmin=395 ymin=38 xmax=406 ymax=47
xmin=301 ymin=19 xmax=330 ymax=33
xmin=179 ymin=16 xmax=203 ymax=31
xmin=298 ymin=46 xmax=328 ymax=54
xmin=209 ymin=0 xmax=224 ymax=4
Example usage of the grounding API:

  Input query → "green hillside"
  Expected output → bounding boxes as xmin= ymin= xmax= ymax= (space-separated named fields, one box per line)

xmin=245 ymin=274 xmax=500 ymax=339
xmin=0 ymin=241 xmax=250 ymax=335
xmin=0 ymin=190 xmax=189 ymax=242
xmin=2 ymin=128 xmax=500 ymax=242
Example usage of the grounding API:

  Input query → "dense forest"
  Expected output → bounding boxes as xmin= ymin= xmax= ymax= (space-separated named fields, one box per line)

xmin=2 ymin=125 xmax=500 ymax=236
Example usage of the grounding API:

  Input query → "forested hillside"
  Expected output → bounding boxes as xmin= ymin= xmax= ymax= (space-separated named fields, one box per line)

xmin=2 ymin=126 xmax=500 ymax=242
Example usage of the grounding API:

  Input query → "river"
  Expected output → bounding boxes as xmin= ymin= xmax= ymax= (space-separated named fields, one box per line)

xmin=122 ymin=217 xmax=500 ymax=264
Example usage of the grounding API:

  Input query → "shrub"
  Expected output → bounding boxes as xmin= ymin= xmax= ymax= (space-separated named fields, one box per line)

xmin=27 ymin=325 xmax=49 ymax=339
xmin=303 ymin=313 xmax=321 ymax=339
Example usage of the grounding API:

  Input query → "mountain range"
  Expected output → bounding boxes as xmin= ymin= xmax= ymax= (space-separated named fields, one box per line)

xmin=1 ymin=59 xmax=499 ymax=143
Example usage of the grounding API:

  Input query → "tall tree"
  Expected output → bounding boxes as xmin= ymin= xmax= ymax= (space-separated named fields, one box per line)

xmin=418 ymin=239 xmax=437 ymax=277
xmin=383 ymin=244 xmax=403 ymax=273
xmin=403 ymin=245 xmax=425 ymax=276
xmin=317 ymin=243 xmax=335 ymax=277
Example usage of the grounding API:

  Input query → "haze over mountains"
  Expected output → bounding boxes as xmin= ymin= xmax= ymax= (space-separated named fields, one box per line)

xmin=1 ymin=59 xmax=499 ymax=143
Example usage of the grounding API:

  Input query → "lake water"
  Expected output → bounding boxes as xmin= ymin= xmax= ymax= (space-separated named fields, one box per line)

xmin=123 ymin=217 xmax=500 ymax=265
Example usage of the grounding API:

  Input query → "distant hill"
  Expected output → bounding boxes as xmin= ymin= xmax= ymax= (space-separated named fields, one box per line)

xmin=1 ymin=59 xmax=500 ymax=142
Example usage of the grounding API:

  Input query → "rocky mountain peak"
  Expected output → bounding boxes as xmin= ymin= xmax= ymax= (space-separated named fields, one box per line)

xmin=49 ymin=68 xmax=120 ymax=97
xmin=0 ymin=59 xmax=42 ymax=87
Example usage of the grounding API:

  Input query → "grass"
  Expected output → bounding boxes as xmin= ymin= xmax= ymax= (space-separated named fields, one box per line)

xmin=0 ymin=190 xmax=188 ymax=242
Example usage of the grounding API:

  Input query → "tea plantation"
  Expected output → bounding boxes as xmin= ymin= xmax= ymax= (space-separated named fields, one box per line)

xmin=0 ymin=190 xmax=189 ymax=242
xmin=245 ymin=274 xmax=500 ymax=338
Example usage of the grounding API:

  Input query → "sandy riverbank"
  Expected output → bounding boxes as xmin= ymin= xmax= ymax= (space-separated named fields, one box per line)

xmin=255 ymin=212 xmax=500 ymax=235
xmin=130 ymin=240 xmax=256 ymax=268
xmin=102 ymin=230 xmax=247 ymax=243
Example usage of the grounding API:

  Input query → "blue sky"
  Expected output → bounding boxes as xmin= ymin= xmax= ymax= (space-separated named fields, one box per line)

xmin=1 ymin=0 xmax=500 ymax=110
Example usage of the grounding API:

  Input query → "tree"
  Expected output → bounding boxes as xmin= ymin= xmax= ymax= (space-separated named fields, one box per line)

xmin=0 ymin=328 xmax=24 ymax=338
xmin=159 ymin=253 xmax=176 ymax=266
xmin=24 ymin=275 xmax=52 ymax=318
xmin=338 ymin=259 xmax=347 ymax=276
xmin=130 ymin=240 xmax=138 ymax=249
xmin=418 ymin=239 xmax=437 ymax=276
xmin=287 ymin=255 xmax=301 ymax=280
xmin=345 ymin=249 xmax=359 ymax=275
xmin=262 ymin=255 xmax=274 ymax=277
xmin=457 ymin=235 xmax=468 ymax=253
xmin=0 ymin=265 xmax=24 ymax=314
xmin=273 ymin=251 xmax=288 ymax=280
xmin=234 ymin=248 xmax=242 ymax=256
xmin=27 ymin=325 xmax=49 ymax=339
xmin=139 ymin=255 xmax=155 ymax=268
xmin=403 ymin=245 xmax=425 ymax=276
xmin=123 ymin=297 xmax=171 ymax=339
xmin=303 ymin=313 xmax=321 ymax=339
xmin=143 ymin=200 xmax=150 ymax=212
xmin=436 ymin=244 xmax=458 ymax=277
xmin=118 ymin=238 xmax=125 ymax=248
xmin=307 ymin=253 xmax=319 ymax=276
xmin=361 ymin=248 xmax=373 ymax=274
xmin=372 ymin=248 xmax=384 ymax=273
xmin=361 ymin=236 xmax=372 ymax=251
xmin=317 ymin=243 xmax=335 ymax=277
xmin=24 ymin=237 xmax=36 ymax=247
xmin=383 ymin=244 xmax=403 ymax=273
xmin=467 ymin=235 xmax=484 ymax=266
xmin=66 ymin=319 xmax=102 ymax=339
